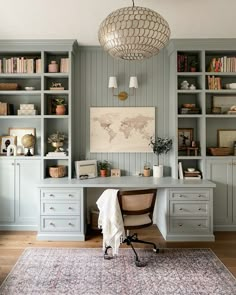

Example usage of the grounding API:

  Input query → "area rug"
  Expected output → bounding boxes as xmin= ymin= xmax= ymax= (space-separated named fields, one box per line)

xmin=0 ymin=248 xmax=236 ymax=295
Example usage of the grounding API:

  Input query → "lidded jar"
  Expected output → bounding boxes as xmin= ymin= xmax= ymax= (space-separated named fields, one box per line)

xmin=48 ymin=61 xmax=58 ymax=73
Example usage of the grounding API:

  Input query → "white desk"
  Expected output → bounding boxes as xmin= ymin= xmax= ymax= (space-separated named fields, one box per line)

xmin=38 ymin=176 xmax=216 ymax=242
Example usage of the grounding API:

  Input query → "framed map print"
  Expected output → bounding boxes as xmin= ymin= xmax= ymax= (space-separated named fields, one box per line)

xmin=90 ymin=107 xmax=155 ymax=152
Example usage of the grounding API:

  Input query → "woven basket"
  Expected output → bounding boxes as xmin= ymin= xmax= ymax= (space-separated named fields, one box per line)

xmin=208 ymin=147 xmax=233 ymax=156
xmin=0 ymin=83 xmax=19 ymax=90
xmin=49 ymin=165 xmax=66 ymax=178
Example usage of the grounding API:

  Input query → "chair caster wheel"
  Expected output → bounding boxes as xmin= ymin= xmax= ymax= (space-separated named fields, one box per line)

xmin=104 ymin=254 xmax=113 ymax=260
xmin=153 ymin=248 xmax=159 ymax=253
xmin=135 ymin=260 xmax=147 ymax=267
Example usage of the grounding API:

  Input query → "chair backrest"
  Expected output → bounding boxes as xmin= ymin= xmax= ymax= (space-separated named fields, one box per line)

xmin=118 ymin=189 xmax=157 ymax=218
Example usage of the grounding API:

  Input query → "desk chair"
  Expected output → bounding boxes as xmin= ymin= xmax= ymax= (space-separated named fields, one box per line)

xmin=104 ymin=189 xmax=159 ymax=267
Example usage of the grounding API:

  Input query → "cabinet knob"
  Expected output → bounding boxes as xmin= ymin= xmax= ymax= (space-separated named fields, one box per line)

xmin=198 ymin=224 xmax=202 ymax=227
xmin=11 ymin=163 xmax=14 ymax=166
xmin=68 ymin=207 xmax=73 ymax=210
xmin=198 ymin=208 xmax=202 ymax=211
xmin=49 ymin=222 xmax=55 ymax=226
xmin=49 ymin=207 xmax=54 ymax=210
xmin=68 ymin=194 xmax=73 ymax=197
xmin=179 ymin=208 xmax=183 ymax=211
xmin=16 ymin=163 xmax=20 ymax=166
xmin=68 ymin=222 xmax=73 ymax=226
xmin=178 ymin=224 xmax=183 ymax=227
xmin=49 ymin=194 xmax=54 ymax=197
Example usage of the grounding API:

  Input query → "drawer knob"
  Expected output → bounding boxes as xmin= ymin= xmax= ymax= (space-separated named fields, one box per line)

xmin=68 ymin=194 xmax=73 ymax=197
xmin=198 ymin=208 xmax=202 ymax=211
xmin=198 ymin=224 xmax=202 ymax=227
xmin=178 ymin=223 xmax=183 ymax=227
xmin=68 ymin=207 xmax=73 ymax=210
xmin=179 ymin=208 xmax=183 ymax=211
xmin=49 ymin=194 xmax=54 ymax=197
xmin=49 ymin=222 xmax=55 ymax=226
xmin=68 ymin=222 xmax=74 ymax=226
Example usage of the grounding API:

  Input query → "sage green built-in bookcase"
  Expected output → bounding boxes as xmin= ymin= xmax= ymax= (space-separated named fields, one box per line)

xmin=0 ymin=40 xmax=78 ymax=230
xmin=167 ymin=39 xmax=236 ymax=230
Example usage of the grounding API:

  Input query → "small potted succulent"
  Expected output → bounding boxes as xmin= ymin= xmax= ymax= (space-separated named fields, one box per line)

xmin=54 ymin=97 xmax=66 ymax=115
xmin=149 ymin=136 xmax=173 ymax=178
xmin=98 ymin=160 xmax=111 ymax=177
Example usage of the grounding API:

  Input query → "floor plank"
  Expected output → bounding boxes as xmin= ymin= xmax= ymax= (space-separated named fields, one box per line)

xmin=0 ymin=227 xmax=236 ymax=285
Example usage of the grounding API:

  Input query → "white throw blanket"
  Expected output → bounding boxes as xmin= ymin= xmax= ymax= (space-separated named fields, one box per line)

xmin=96 ymin=189 xmax=125 ymax=255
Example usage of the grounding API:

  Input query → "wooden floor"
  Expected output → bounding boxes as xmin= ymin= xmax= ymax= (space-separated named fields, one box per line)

xmin=1 ymin=227 xmax=236 ymax=285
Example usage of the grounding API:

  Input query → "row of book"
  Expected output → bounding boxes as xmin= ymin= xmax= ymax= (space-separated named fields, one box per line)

xmin=0 ymin=57 xmax=41 ymax=74
xmin=207 ymin=76 xmax=222 ymax=90
xmin=177 ymin=54 xmax=198 ymax=72
xmin=178 ymin=162 xmax=202 ymax=179
xmin=208 ymin=57 xmax=236 ymax=72
xmin=0 ymin=57 xmax=69 ymax=74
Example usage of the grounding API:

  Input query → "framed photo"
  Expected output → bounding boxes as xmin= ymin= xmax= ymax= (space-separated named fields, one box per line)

xmin=218 ymin=129 xmax=236 ymax=151
xmin=9 ymin=128 xmax=36 ymax=155
xmin=178 ymin=128 xmax=193 ymax=150
xmin=0 ymin=136 xmax=17 ymax=154
xmin=75 ymin=160 xmax=98 ymax=179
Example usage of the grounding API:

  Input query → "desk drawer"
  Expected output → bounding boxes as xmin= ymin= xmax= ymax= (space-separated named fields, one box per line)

xmin=170 ymin=201 xmax=209 ymax=216
xmin=40 ymin=216 xmax=80 ymax=232
xmin=41 ymin=201 xmax=80 ymax=215
xmin=41 ymin=190 xmax=81 ymax=201
xmin=170 ymin=190 xmax=209 ymax=201
xmin=170 ymin=218 xmax=210 ymax=233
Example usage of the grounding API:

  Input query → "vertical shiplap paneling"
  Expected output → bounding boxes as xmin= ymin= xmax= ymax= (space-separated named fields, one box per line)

xmin=76 ymin=47 xmax=169 ymax=176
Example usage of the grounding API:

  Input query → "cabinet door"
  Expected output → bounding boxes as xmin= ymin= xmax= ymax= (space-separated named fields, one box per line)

xmin=206 ymin=159 xmax=233 ymax=226
xmin=15 ymin=159 xmax=41 ymax=225
xmin=0 ymin=160 xmax=15 ymax=223
xmin=233 ymin=162 xmax=236 ymax=225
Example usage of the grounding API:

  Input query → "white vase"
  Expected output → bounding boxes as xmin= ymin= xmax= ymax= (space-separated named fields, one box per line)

xmin=153 ymin=165 xmax=163 ymax=178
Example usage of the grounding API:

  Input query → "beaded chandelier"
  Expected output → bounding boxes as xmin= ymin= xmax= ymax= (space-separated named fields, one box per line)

xmin=98 ymin=0 xmax=170 ymax=60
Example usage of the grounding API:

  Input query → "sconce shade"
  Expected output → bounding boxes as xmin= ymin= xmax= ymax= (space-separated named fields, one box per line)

xmin=98 ymin=5 xmax=170 ymax=60
xmin=129 ymin=76 xmax=138 ymax=89
xmin=108 ymin=76 xmax=118 ymax=88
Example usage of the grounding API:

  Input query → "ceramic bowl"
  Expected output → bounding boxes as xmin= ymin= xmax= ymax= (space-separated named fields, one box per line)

xmin=187 ymin=168 xmax=195 ymax=172
xmin=24 ymin=86 xmax=35 ymax=91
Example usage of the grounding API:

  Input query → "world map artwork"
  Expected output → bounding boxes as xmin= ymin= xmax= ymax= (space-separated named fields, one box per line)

xmin=90 ymin=107 xmax=155 ymax=152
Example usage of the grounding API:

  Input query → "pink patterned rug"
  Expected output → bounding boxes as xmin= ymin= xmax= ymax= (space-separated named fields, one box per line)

xmin=0 ymin=248 xmax=235 ymax=295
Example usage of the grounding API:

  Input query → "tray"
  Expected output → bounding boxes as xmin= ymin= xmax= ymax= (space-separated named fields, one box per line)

xmin=208 ymin=147 xmax=233 ymax=156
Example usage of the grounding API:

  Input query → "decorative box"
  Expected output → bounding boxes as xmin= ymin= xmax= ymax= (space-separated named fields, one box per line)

xmin=20 ymin=104 xmax=35 ymax=110
xmin=17 ymin=109 xmax=37 ymax=115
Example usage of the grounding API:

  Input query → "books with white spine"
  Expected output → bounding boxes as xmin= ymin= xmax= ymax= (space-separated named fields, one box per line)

xmin=178 ymin=162 xmax=184 ymax=179
xmin=46 ymin=152 xmax=67 ymax=157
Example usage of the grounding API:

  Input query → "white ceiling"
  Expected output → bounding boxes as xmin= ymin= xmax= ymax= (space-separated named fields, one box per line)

xmin=1 ymin=0 xmax=235 ymax=46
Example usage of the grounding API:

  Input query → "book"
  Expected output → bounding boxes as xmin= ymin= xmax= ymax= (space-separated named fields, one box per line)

xmin=46 ymin=152 xmax=67 ymax=157
xmin=184 ymin=175 xmax=201 ymax=179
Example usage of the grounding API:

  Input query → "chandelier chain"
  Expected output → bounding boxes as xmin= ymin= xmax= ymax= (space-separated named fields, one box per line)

xmin=132 ymin=0 xmax=135 ymax=7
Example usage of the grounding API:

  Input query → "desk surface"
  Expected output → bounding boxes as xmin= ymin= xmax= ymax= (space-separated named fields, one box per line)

xmin=39 ymin=176 xmax=216 ymax=188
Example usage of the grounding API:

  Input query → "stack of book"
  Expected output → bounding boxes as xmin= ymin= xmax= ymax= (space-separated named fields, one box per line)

xmin=17 ymin=104 xmax=37 ymax=116
xmin=60 ymin=58 xmax=69 ymax=73
xmin=179 ymin=107 xmax=201 ymax=114
xmin=208 ymin=56 xmax=236 ymax=72
xmin=184 ymin=170 xmax=201 ymax=179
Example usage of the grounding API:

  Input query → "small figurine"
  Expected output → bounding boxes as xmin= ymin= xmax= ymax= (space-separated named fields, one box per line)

xmin=180 ymin=80 xmax=189 ymax=90
xmin=189 ymin=84 xmax=196 ymax=90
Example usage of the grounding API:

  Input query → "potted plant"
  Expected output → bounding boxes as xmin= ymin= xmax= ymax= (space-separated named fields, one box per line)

xmin=98 ymin=160 xmax=111 ymax=177
xmin=149 ymin=136 xmax=172 ymax=178
xmin=48 ymin=131 xmax=67 ymax=152
xmin=189 ymin=60 xmax=198 ymax=72
xmin=54 ymin=98 xmax=66 ymax=115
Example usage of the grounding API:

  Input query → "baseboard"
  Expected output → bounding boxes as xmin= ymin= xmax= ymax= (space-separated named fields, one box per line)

xmin=214 ymin=225 xmax=236 ymax=231
xmin=0 ymin=225 xmax=38 ymax=231
xmin=37 ymin=233 xmax=86 ymax=241
xmin=165 ymin=234 xmax=215 ymax=242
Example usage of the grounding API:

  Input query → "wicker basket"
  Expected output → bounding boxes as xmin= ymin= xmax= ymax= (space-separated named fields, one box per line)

xmin=0 ymin=83 xmax=19 ymax=90
xmin=208 ymin=147 xmax=233 ymax=156
xmin=49 ymin=165 xmax=66 ymax=178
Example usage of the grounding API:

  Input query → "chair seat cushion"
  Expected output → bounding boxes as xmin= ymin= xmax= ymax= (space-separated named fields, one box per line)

xmin=123 ymin=214 xmax=151 ymax=227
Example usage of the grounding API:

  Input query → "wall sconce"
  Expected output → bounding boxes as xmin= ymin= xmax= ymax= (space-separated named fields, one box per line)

xmin=108 ymin=76 xmax=138 ymax=101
